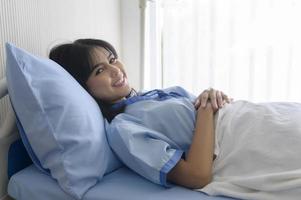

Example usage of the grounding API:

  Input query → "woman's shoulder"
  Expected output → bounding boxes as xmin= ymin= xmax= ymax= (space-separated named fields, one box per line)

xmin=138 ymin=86 xmax=189 ymax=95
xmin=138 ymin=86 xmax=196 ymax=101
xmin=162 ymin=86 xmax=186 ymax=93
xmin=162 ymin=86 xmax=196 ymax=101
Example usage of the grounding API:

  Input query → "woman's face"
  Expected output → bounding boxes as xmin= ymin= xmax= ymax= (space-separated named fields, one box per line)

xmin=86 ymin=47 xmax=131 ymax=103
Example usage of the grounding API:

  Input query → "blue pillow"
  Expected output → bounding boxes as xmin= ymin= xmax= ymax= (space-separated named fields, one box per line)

xmin=5 ymin=43 xmax=122 ymax=199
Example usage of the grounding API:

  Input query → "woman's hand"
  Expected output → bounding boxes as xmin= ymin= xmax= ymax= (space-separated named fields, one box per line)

xmin=198 ymin=100 xmax=216 ymax=114
xmin=194 ymin=88 xmax=233 ymax=111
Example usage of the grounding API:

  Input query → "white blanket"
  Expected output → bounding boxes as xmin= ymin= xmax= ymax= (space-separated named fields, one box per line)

xmin=198 ymin=100 xmax=301 ymax=200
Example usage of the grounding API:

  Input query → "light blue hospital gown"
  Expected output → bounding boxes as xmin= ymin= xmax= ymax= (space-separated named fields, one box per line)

xmin=106 ymin=86 xmax=197 ymax=186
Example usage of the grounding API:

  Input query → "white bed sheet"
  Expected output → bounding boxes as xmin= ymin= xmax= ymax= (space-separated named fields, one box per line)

xmin=8 ymin=165 xmax=236 ymax=200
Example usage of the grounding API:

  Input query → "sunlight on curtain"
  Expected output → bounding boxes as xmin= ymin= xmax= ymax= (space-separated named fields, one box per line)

xmin=157 ymin=0 xmax=301 ymax=102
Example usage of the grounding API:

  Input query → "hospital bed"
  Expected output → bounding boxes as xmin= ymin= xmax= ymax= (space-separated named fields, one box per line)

xmin=0 ymin=77 xmax=236 ymax=200
xmin=0 ymin=0 xmax=238 ymax=192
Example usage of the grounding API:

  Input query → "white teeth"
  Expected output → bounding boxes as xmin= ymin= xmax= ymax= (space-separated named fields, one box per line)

xmin=114 ymin=77 xmax=125 ymax=87
xmin=117 ymin=78 xmax=123 ymax=84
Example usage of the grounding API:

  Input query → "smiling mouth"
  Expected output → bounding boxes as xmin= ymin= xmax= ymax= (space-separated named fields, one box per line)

xmin=113 ymin=76 xmax=126 ymax=87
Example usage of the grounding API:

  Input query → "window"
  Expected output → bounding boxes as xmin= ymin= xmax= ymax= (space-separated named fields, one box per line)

xmin=145 ymin=0 xmax=301 ymax=102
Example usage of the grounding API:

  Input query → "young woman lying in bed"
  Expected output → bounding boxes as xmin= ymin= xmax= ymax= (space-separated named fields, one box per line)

xmin=49 ymin=39 xmax=301 ymax=200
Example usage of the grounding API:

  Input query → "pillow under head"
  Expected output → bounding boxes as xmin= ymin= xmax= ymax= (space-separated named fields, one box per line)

xmin=5 ymin=42 xmax=122 ymax=199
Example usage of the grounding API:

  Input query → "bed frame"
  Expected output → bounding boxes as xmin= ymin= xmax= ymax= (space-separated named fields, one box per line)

xmin=0 ymin=78 xmax=17 ymax=200
xmin=0 ymin=78 xmax=16 ymax=140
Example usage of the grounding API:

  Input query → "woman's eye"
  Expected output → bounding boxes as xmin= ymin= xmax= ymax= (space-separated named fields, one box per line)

xmin=95 ymin=68 xmax=104 ymax=75
xmin=109 ymin=58 xmax=117 ymax=64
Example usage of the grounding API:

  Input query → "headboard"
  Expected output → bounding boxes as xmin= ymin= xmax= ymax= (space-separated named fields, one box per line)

xmin=0 ymin=78 xmax=18 ymax=200
xmin=0 ymin=78 xmax=16 ymax=140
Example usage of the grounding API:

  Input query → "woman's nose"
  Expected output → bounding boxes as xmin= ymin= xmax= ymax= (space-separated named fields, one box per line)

xmin=109 ymin=65 xmax=122 ymax=77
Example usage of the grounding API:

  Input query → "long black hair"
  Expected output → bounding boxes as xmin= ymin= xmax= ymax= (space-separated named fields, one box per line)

xmin=49 ymin=38 xmax=127 ymax=122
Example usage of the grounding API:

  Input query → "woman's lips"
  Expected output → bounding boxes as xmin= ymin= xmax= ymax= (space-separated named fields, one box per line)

xmin=113 ymin=76 xmax=126 ymax=87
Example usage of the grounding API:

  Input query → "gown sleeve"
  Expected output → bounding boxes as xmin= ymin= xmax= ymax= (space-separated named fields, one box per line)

xmin=106 ymin=114 xmax=183 ymax=187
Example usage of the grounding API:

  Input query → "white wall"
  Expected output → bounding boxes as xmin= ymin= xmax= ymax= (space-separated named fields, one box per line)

xmin=120 ymin=0 xmax=142 ymax=91
xmin=0 ymin=0 xmax=121 ymax=198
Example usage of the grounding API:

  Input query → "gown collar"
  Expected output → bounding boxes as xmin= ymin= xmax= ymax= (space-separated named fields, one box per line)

xmin=110 ymin=89 xmax=183 ymax=111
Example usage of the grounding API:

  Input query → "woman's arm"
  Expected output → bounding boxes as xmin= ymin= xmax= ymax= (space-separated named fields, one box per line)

xmin=167 ymin=102 xmax=215 ymax=189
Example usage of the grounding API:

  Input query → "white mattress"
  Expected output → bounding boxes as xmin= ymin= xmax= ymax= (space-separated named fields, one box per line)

xmin=8 ymin=165 xmax=236 ymax=200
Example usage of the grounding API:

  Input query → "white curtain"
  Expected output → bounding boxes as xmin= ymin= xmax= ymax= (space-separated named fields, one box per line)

xmin=146 ymin=0 xmax=301 ymax=102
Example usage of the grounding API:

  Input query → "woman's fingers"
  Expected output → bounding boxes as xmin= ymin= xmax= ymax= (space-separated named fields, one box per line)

xmin=194 ymin=88 xmax=233 ymax=110
xmin=221 ymin=92 xmax=234 ymax=103
xmin=206 ymin=88 xmax=217 ymax=110
xmin=201 ymin=90 xmax=209 ymax=108
xmin=216 ymin=90 xmax=223 ymax=108
xmin=194 ymin=93 xmax=202 ymax=108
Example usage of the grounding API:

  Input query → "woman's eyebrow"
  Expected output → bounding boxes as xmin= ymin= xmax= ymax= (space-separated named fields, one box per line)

xmin=92 ymin=63 xmax=104 ymax=71
xmin=92 ymin=52 xmax=113 ymax=70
